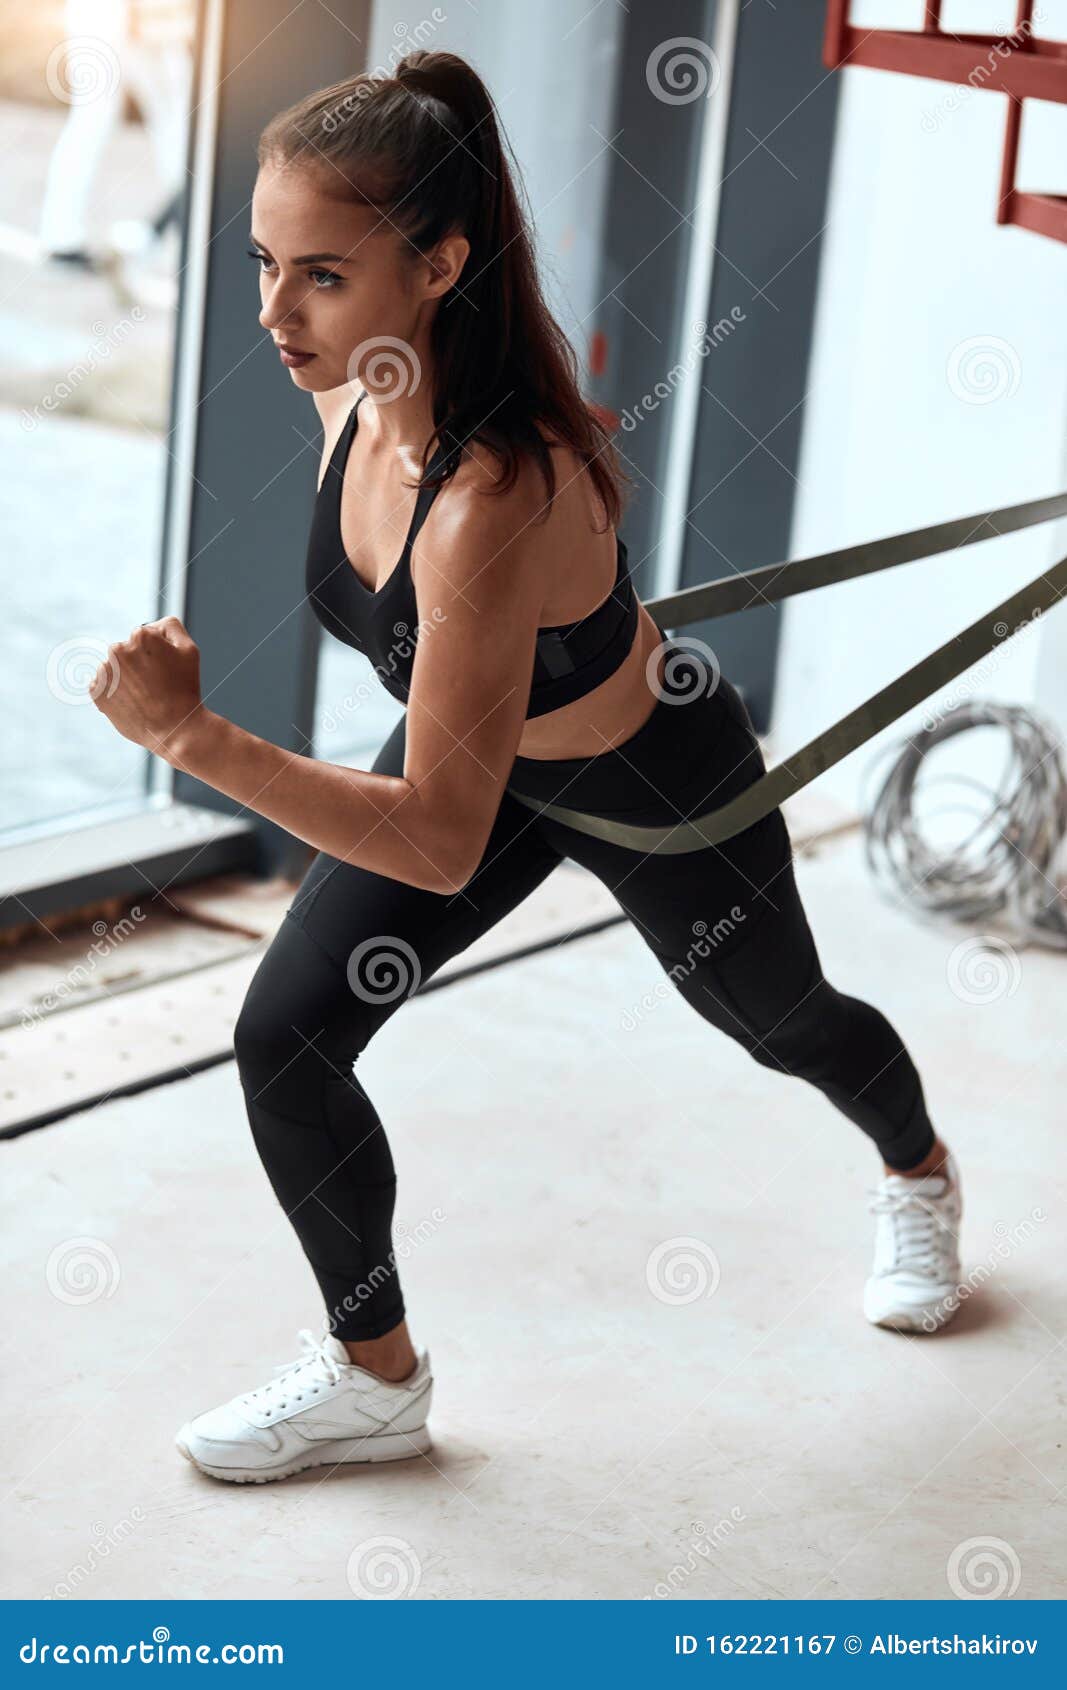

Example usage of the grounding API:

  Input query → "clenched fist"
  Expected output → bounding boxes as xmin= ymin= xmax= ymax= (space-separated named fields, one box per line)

xmin=91 ymin=615 xmax=206 ymax=760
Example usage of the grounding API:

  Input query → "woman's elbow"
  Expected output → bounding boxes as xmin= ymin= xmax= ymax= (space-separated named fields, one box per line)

xmin=431 ymin=832 xmax=482 ymax=895
xmin=408 ymin=817 xmax=483 ymax=896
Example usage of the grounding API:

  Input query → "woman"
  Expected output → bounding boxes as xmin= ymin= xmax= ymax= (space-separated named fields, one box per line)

xmin=92 ymin=50 xmax=962 ymax=1485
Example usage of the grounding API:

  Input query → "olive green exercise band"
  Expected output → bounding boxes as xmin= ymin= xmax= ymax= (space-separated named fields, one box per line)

xmin=507 ymin=491 xmax=1067 ymax=853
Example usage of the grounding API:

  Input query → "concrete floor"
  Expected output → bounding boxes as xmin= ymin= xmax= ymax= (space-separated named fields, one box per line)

xmin=4 ymin=828 xmax=1064 ymax=1601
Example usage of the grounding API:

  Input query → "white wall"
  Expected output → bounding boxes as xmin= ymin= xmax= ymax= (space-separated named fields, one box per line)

xmin=779 ymin=1 xmax=1067 ymax=815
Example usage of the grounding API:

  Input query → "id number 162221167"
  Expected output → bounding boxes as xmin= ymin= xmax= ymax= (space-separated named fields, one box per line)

xmin=674 ymin=1634 xmax=845 ymax=1655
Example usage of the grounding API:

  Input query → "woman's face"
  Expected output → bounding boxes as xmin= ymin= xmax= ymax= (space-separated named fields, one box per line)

xmin=250 ymin=161 xmax=456 ymax=393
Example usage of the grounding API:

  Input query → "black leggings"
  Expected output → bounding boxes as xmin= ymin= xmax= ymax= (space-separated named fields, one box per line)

xmin=234 ymin=643 xmax=937 ymax=1340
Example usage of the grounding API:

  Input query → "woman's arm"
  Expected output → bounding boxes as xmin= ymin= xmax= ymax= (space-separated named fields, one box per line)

xmin=163 ymin=711 xmax=465 ymax=894
xmin=384 ymin=449 xmax=548 ymax=885
xmin=93 ymin=451 xmax=546 ymax=896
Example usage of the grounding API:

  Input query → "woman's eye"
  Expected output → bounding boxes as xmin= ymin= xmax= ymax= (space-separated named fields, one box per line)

xmin=244 ymin=249 xmax=340 ymax=288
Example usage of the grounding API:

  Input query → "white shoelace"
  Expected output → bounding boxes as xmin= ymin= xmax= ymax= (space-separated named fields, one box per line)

xmin=868 ymin=1182 xmax=958 ymax=1277
xmin=239 ymin=1328 xmax=344 ymax=1410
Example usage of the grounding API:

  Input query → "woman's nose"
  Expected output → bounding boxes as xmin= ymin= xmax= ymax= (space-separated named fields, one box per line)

xmin=260 ymin=301 xmax=298 ymax=333
xmin=259 ymin=284 xmax=302 ymax=334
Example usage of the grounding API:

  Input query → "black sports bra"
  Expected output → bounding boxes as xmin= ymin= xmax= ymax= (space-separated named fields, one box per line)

xmin=304 ymin=391 xmax=640 ymax=718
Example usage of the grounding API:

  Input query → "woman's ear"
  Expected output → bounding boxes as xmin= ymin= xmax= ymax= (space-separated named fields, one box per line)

xmin=427 ymin=230 xmax=470 ymax=297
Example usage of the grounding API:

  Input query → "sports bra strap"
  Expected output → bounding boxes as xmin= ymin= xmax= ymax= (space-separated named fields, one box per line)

xmin=400 ymin=429 xmax=467 ymax=560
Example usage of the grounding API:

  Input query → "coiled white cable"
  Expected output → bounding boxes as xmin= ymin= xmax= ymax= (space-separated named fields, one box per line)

xmin=861 ymin=700 xmax=1067 ymax=949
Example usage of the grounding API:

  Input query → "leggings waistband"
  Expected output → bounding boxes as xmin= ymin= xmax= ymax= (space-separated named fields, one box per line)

xmin=508 ymin=640 xmax=742 ymax=824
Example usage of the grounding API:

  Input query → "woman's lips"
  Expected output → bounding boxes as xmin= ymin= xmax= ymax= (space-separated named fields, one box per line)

xmin=278 ymin=346 xmax=315 ymax=367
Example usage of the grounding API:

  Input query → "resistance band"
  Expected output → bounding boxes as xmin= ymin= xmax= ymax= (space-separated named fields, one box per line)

xmin=506 ymin=491 xmax=1067 ymax=853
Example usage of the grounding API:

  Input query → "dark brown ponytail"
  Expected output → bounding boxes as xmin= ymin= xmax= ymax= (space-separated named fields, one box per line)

xmin=258 ymin=49 xmax=631 ymax=529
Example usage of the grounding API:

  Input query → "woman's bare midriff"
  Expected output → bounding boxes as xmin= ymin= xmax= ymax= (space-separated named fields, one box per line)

xmin=515 ymin=603 xmax=667 ymax=760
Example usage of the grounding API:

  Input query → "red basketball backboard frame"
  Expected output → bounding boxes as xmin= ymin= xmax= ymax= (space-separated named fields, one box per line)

xmin=823 ymin=1 xmax=1067 ymax=244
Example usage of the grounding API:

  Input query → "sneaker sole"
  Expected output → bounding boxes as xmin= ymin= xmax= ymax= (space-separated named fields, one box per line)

xmin=174 ymin=1422 xmax=432 ymax=1484
xmin=864 ymin=1298 xmax=960 ymax=1334
xmin=868 ymin=1310 xmax=938 ymax=1333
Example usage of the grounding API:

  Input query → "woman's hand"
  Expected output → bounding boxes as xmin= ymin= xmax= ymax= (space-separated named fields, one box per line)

xmin=90 ymin=615 xmax=208 ymax=763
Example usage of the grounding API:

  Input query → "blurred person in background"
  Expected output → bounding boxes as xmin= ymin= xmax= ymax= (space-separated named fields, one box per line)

xmin=38 ymin=0 xmax=193 ymax=272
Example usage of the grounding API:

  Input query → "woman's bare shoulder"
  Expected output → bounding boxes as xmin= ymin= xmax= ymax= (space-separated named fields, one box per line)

xmin=455 ymin=422 xmax=589 ymax=502
xmin=440 ymin=424 xmax=608 ymax=586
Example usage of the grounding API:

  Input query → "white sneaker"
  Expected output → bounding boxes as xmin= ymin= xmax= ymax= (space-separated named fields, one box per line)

xmin=863 ymin=1152 xmax=963 ymax=1332
xmin=175 ymin=1328 xmax=433 ymax=1484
